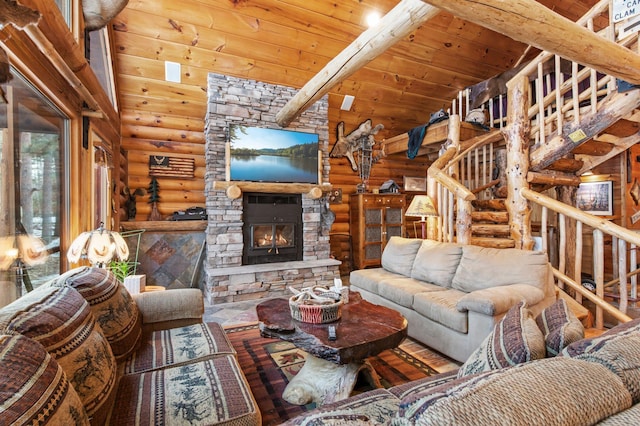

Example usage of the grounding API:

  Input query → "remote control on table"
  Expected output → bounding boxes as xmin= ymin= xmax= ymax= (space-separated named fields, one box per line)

xmin=328 ymin=325 xmax=337 ymax=341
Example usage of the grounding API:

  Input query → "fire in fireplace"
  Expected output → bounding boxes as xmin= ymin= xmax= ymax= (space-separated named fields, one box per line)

xmin=243 ymin=193 xmax=303 ymax=265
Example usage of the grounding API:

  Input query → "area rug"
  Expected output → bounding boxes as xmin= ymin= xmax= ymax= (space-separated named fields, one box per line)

xmin=225 ymin=323 xmax=456 ymax=425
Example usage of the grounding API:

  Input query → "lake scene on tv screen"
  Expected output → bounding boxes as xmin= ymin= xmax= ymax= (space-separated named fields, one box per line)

xmin=229 ymin=125 xmax=319 ymax=183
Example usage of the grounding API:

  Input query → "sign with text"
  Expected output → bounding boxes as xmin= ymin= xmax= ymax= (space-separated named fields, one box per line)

xmin=613 ymin=0 xmax=640 ymax=23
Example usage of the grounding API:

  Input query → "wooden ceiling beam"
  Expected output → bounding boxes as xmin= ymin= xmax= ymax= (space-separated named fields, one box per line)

xmin=421 ymin=0 xmax=640 ymax=85
xmin=275 ymin=0 xmax=439 ymax=127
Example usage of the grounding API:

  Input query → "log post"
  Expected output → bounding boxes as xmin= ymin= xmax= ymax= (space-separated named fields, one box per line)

xmin=456 ymin=200 xmax=473 ymax=245
xmin=557 ymin=185 xmax=577 ymax=290
xmin=420 ymin=0 xmax=640 ymax=85
xmin=504 ymin=75 xmax=533 ymax=250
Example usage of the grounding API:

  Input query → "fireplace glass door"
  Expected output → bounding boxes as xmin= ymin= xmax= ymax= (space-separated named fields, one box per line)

xmin=252 ymin=224 xmax=295 ymax=252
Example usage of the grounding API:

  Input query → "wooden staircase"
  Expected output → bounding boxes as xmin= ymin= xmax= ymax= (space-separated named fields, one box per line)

xmin=420 ymin=0 xmax=640 ymax=329
xmin=469 ymin=199 xmax=514 ymax=248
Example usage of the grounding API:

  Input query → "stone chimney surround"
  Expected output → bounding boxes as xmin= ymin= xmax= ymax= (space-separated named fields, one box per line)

xmin=204 ymin=73 xmax=340 ymax=304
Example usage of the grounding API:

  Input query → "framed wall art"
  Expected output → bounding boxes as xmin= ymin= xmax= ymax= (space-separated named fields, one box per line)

xmin=403 ymin=176 xmax=427 ymax=192
xmin=576 ymin=181 xmax=613 ymax=216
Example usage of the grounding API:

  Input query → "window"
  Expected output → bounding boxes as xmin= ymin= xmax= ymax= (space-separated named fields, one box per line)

xmin=54 ymin=0 xmax=71 ymax=28
xmin=0 ymin=70 xmax=69 ymax=304
xmin=89 ymin=28 xmax=118 ymax=110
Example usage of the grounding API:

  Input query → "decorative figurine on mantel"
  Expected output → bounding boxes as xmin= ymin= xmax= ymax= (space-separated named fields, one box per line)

xmin=122 ymin=186 xmax=146 ymax=220
xmin=147 ymin=177 xmax=162 ymax=221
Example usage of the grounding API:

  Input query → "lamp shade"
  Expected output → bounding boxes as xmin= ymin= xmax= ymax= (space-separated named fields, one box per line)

xmin=67 ymin=223 xmax=129 ymax=267
xmin=405 ymin=195 xmax=438 ymax=219
xmin=0 ymin=234 xmax=48 ymax=270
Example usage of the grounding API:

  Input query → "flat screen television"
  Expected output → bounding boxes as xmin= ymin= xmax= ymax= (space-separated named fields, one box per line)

xmin=228 ymin=124 xmax=319 ymax=184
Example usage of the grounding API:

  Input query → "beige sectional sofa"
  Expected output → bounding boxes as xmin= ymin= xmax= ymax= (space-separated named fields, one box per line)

xmin=0 ymin=266 xmax=260 ymax=425
xmin=350 ymin=237 xmax=557 ymax=362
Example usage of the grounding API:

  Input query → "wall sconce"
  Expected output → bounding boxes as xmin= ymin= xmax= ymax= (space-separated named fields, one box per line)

xmin=67 ymin=222 xmax=129 ymax=268
xmin=405 ymin=195 xmax=438 ymax=239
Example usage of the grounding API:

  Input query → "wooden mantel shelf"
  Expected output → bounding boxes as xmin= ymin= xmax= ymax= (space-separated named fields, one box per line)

xmin=120 ymin=220 xmax=207 ymax=232
xmin=213 ymin=181 xmax=332 ymax=199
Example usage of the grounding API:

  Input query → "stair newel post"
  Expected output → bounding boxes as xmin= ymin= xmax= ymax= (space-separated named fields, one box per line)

xmin=427 ymin=146 xmax=458 ymax=241
xmin=426 ymin=177 xmax=438 ymax=241
xmin=504 ymin=75 xmax=534 ymax=250
xmin=557 ymin=185 xmax=578 ymax=289
xmin=449 ymin=115 xmax=465 ymax=242
xmin=593 ymin=229 xmax=605 ymax=329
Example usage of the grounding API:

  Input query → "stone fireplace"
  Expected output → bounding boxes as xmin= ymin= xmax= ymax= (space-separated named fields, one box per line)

xmin=203 ymin=73 xmax=340 ymax=304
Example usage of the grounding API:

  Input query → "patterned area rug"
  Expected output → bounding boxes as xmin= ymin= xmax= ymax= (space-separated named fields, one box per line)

xmin=225 ymin=323 xmax=458 ymax=425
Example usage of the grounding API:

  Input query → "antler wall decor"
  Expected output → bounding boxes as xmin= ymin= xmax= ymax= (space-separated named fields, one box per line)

xmin=329 ymin=119 xmax=386 ymax=186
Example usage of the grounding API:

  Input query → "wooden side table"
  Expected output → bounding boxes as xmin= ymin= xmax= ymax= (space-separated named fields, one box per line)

xmin=257 ymin=292 xmax=407 ymax=406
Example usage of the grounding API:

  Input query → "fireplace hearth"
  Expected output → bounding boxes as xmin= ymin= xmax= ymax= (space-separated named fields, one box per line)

xmin=243 ymin=193 xmax=303 ymax=265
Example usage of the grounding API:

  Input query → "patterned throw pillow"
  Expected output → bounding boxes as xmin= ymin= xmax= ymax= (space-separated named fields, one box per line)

xmin=51 ymin=266 xmax=142 ymax=360
xmin=457 ymin=301 xmax=546 ymax=377
xmin=0 ymin=333 xmax=90 ymax=425
xmin=0 ymin=286 xmax=117 ymax=424
xmin=535 ymin=298 xmax=584 ymax=356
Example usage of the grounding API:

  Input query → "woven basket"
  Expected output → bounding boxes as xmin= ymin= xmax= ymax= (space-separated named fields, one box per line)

xmin=289 ymin=296 xmax=342 ymax=323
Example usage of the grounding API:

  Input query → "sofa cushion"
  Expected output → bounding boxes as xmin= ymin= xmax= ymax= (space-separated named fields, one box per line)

xmin=0 ymin=333 xmax=90 ymax=425
xmin=457 ymin=301 xmax=545 ymax=377
xmin=563 ymin=317 xmax=640 ymax=357
xmin=123 ymin=322 xmax=236 ymax=374
xmin=456 ymin=284 xmax=545 ymax=316
xmin=451 ymin=245 xmax=549 ymax=293
xmin=536 ymin=299 xmax=584 ymax=356
xmin=281 ymin=389 xmax=400 ymax=425
xmin=381 ymin=237 xmax=423 ymax=277
xmin=410 ymin=240 xmax=462 ymax=288
xmin=0 ymin=286 xmax=117 ymax=424
xmin=378 ymin=277 xmax=446 ymax=309
xmin=563 ymin=318 xmax=640 ymax=403
xmin=413 ymin=290 xmax=468 ymax=334
xmin=350 ymin=268 xmax=401 ymax=295
xmin=51 ymin=266 xmax=142 ymax=361
xmin=597 ymin=404 xmax=640 ymax=425
xmin=396 ymin=357 xmax=632 ymax=426
xmin=111 ymin=354 xmax=260 ymax=425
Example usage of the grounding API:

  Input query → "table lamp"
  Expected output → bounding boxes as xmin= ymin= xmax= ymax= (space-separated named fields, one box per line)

xmin=67 ymin=222 xmax=129 ymax=268
xmin=405 ymin=195 xmax=438 ymax=239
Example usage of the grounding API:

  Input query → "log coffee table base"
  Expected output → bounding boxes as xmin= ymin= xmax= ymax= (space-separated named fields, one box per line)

xmin=283 ymin=354 xmax=382 ymax=406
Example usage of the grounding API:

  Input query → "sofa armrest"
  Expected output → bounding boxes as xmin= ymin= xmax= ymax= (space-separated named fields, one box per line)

xmin=456 ymin=284 xmax=545 ymax=316
xmin=132 ymin=288 xmax=204 ymax=324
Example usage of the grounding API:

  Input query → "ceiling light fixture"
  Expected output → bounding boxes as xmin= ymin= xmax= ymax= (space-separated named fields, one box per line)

xmin=366 ymin=11 xmax=381 ymax=28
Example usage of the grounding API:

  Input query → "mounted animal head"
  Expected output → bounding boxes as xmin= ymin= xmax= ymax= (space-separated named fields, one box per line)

xmin=82 ymin=0 xmax=129 ymax=31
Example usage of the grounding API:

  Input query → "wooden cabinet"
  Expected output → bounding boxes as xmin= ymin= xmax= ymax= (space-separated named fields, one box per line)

xmin=350 ymin=193 xmax=406 ymax=269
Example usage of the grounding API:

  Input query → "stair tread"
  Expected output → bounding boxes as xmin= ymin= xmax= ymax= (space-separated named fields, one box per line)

xmin=470 ymin=237 xmax=515 ymax=248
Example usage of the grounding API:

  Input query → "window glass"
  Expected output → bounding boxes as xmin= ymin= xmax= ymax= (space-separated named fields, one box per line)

xmin=89 ymin=28 xmax=117 ymax=109
xmin=0 ymin=70 xmax=68 ymax=305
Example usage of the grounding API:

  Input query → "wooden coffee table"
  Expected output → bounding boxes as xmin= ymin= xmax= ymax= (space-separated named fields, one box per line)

xmin=256 ymin=292 xmax=407 ymax=406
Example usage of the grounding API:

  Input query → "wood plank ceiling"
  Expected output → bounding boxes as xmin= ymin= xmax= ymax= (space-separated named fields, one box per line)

xmin=111 ymin=0 xmax=600 ymax=219
xmin=113 ymin=0 xmax=599 ymax=135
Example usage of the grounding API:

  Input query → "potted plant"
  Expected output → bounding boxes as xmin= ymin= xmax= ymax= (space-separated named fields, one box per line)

xmin=109 ymin=229 xmax=145 ymax=293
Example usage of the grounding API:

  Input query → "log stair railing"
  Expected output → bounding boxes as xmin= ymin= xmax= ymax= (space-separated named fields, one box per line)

xmin=522 ymin=188 xmax=634 ymax=329
xmin=423 ymin=0 xmax=640 ymax=327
